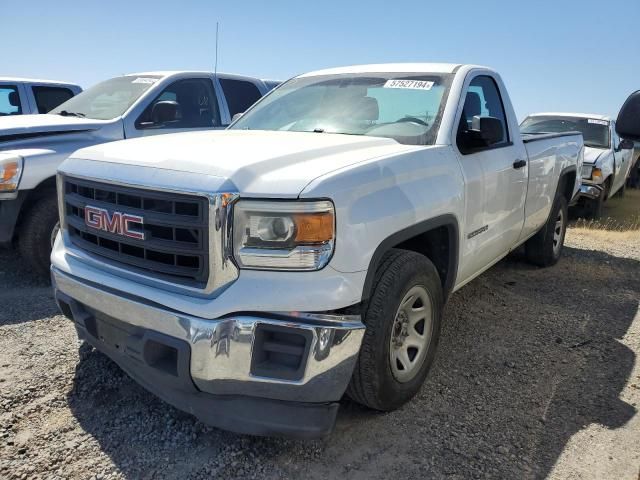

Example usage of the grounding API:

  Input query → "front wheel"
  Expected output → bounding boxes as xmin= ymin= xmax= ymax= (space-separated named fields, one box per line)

xmin=18 ymin=194 xmax=60 ymax=275
xmin=525 ymin=195 xmax=568 ymax=267
xmin=347 ymin=249 xmax=443 ymax=411
xmin=585 ymin=192 xmax=604 ymax=220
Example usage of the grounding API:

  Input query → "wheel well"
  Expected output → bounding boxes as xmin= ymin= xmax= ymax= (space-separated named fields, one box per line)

xmin=560 ymin=170 xmax=576 ymax=203
xmin=14 ymin=177 xmax=58 ymax=237
xmin=362 ymin=217 xmax=459 ymax=303
xmin=603 ymin=175 xmax=613 ymax=199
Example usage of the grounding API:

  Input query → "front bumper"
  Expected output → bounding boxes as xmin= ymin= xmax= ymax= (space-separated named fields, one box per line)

xmin=578 ymin=184 xmax=603 ymax=200
xmin=52 ymin=267 xmax=365 ymax=438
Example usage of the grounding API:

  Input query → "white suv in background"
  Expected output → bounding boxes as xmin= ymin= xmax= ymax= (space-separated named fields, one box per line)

xmin=0 ymin=78 xmax=82 ymax=116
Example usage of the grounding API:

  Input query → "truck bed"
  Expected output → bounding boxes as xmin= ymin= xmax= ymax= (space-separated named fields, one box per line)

xmin=520 ymin=131 xmax=583 ymax=143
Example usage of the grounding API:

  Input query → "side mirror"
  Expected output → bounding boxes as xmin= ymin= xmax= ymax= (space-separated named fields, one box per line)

xmin=151 ymin=100 xmax=181 ymax=125
xmin=618 ymin=138 xmax=635 ymax=151
xmin=231 ymin=112 xmax=244 ymax=123
xmin=616 ymin=91 xmax=640 ymax=141
xmin=472 ymin=116 xmax=504 ymax=145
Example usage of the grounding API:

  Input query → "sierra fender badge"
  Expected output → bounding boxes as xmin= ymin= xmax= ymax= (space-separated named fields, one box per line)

xmin=84 ymin=205 xmax=145 ymax=240
xmin=467 ymin=225 xmax=488 ymax=239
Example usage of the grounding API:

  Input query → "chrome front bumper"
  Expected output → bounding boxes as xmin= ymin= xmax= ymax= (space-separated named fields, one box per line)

xmin=52 ymin=266 xmax=365 ymax=404
xmin=578 ymin=184 xmax=603 ymax=200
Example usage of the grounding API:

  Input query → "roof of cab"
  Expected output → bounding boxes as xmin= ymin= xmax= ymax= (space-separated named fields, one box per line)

xmin=527 ymin=112 xmax=612 ymax=122
xmin=299 ymin=63 xmax=465 ymax=77
xmin=0 ymin=76 xmax=81 ymax=87
xmin=123 ymin=71 xmax=271 ymax=83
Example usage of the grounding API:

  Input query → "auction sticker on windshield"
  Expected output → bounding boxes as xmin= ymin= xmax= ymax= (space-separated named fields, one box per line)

xmin=383 ymin=79 xmax=434 ymax=90
xmin=587 ymin=119 xmax=608 ymax=126
xmin=132 ymin=77 xmax=158 ymax=84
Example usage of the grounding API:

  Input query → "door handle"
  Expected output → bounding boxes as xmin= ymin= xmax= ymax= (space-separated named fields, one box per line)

xmin=513 ymin=159 xmax=527 ymax=169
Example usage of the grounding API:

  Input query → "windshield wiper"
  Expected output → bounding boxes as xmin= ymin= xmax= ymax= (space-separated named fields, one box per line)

xmin=58 ymin=110 xmax=86 ymax=118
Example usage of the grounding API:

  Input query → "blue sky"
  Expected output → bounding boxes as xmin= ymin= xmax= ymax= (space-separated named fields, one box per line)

xmin=6 ymin=0 xmax=639 ymax=119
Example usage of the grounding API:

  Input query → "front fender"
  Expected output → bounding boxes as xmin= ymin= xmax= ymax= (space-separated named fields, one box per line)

xmin=300 ymin=145 xmax=465 ymax=293
xmin=594 ymin=152 xmax=614 ymax=183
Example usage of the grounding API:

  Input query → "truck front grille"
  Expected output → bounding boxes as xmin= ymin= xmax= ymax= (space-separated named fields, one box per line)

xmin=63 ymin=177 xmax=209 ymax=285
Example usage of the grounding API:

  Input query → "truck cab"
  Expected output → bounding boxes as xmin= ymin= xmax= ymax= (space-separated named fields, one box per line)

xmin=0 ymin=78 xmax=82 ymax=116
xmin=0 ymin=71 xmax=275 ymax=272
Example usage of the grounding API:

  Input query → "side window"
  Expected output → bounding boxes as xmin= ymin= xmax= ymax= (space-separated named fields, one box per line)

xmin=136 ymin=78 xmax=220 ymax=129
xmin=32 ymin=86 xmax=75 ymax=113
xmin=219 ymin=79 xmax=262 ymax=118
xmin=456 ymin=75 xmax=509 ymax=154
xmin=0 ymin=85 xmax=22 ymax=115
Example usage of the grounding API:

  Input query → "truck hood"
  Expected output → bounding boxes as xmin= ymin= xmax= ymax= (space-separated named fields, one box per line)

xmin=0 ymin=114 xmax=108 ymax=143
xmin=70 ymin=130 xmax=417 ymax=196
xmin=583 ymin=146 xmax=609 ymax=166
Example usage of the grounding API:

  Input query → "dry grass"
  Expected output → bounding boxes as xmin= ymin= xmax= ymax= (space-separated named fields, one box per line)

xmin=572 ymin=188 xmax=640 ymax=232
xmin=568 ymin=228 xmax=639 ymax=242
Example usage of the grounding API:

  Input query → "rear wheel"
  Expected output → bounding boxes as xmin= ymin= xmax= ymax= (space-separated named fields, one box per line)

xmin=347 ymin=249 xmax=443 ymax=411
xmin=18 ymin=194 xmax=59 ymax=275
xmin=526 ymin=195 xmax=568 ymax=267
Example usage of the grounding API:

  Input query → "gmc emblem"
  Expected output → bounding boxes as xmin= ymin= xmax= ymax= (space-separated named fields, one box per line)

xmin=84 ymin=205 xmax=145 ymax=240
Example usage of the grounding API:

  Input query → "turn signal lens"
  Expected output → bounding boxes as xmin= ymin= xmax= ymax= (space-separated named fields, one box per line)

xmin=591 ymin=167 xmax=603 ymax=180
xmin=0 ymin=156 xmax=23 ymax=192
xmin=294 ymin=212 xmax=334 ymax=243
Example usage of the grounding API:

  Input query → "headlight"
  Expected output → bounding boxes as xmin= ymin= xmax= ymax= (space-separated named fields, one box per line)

xmin=0 ymin=155 xmax=23 ymax=192
xmin=581 ymin=164 xmax=593 ymax=179
xmin=233 ymin=200 xmax=335 ymax=270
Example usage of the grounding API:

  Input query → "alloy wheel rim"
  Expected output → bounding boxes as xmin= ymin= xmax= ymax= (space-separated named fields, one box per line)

xmin=552 ymin=209 xmax=565 ymax=256
xmin=389 ymin=285 xmax=434 ymax=383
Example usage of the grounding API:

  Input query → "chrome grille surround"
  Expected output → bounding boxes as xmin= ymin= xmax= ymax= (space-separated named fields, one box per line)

xmin=57 ymin=171 xmax=239 ymax=297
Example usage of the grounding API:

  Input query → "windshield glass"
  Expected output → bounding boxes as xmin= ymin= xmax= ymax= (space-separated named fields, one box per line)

xmin=50 ymin=75 xmax=162 ymax=120
xmin=231 ymin=73 xmax=453 ymax=145
xmin=520 ymin=115 xmax=610 ymax=149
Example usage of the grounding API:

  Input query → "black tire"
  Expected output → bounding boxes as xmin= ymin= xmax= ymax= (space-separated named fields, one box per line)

xmin=525 ymin=194 xmax=568 ymax=267
xmin=347 ymin=249 xmax=443 ymax=411
xmin=585 ymin=192 xmax=604 ymax=220
xmin=18 ymin=193 xmax=60 ymax=275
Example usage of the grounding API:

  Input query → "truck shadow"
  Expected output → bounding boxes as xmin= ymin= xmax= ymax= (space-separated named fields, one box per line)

xmin=66 ymin=246 xmax=639 ymax=479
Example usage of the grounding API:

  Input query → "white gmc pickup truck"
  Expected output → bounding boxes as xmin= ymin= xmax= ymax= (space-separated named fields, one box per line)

xmin=0 ymin=71 xmax=275 ymax=272
xmin=51 ymin=63 xmax=583 ymax=438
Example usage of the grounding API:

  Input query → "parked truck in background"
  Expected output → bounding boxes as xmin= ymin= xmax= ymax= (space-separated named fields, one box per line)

xmin=0 ymin=71 xmax=276 ymax=272
xmin=0 ymin=78 xmax=82 ymax=116
xmin=521 ymin=113 xmax=634 ymax=218
xmin=51 ymin=63 xmax=583 ymax=438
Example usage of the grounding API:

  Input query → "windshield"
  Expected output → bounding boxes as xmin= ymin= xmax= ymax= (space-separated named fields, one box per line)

xmin=50 ymin=75 xmax=162 ymax=120
xmin=520 ymin=115 xmax=610 ymax=149
xmin=231 ymin=73 xmax=453 ymax=146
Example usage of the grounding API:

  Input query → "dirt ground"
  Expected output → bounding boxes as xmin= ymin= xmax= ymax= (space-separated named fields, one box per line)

xmin=0 ymin=192 xmax=639 ymax=480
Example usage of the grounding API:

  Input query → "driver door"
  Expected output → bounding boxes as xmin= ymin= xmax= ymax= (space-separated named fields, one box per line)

xmin=125 ymin=77 xmax=223 ymax=138
xmin=611 ymin=122 xmax=632 ymax=191
xmin=455 ymin=74 xmax=528 ymax=283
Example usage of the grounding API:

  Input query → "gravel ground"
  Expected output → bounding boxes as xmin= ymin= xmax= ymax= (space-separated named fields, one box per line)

xmin=1 ymin=224 xmax=639 ymax=479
